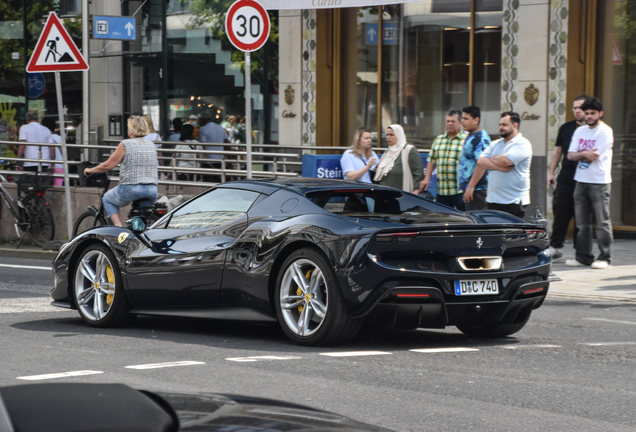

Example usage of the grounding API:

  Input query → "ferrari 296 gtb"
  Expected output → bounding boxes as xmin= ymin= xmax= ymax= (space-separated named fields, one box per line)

xmin=51 ymin=178 xmax=551 ymax=346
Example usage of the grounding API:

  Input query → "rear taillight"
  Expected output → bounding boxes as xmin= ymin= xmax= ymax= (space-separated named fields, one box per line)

xmin=36 ymin=190 xmax=46 ymax=197
xmin=157 ymin=209 xmax=166 ymax=214
xmin=376 ymin=232 xmax=419 ymax=243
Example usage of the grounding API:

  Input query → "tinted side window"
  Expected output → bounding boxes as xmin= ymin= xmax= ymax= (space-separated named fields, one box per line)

xmin=167 ymin=188 xmax=260 ymax=229
xmin=307 ymin=190 xmax=458 ymax=215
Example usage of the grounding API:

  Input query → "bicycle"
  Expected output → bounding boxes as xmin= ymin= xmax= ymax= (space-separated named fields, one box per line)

xmin=0 ymin=161 xmax=55 ymax=248
xmin=73 ymin=169 xmax=167 ymax=237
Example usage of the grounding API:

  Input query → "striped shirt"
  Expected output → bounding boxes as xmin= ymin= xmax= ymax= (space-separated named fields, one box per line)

xmin=120 ymin=138 xmax=158 ymax=185
xmin=427 ymin=131 xmax=466 ymax=196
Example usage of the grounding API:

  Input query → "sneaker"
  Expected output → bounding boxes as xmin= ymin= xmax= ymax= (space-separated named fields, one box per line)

xmin=550 ymin=247 xmax=563 ymax=261
xmin=565 ymin=259 xmax=587 ymax=267
xmin=591 ymin=260 xmax=610 ymax=269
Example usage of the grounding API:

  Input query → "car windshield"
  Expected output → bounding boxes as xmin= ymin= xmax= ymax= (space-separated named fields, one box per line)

xmin=306 ymin=189 xmax=459 ymax=218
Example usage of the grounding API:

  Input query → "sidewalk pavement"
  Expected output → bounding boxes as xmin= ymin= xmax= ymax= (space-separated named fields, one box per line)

xmin=1 ymin=240 xmax=634 ymax=302
xmin=548 ymin=239 xmax=636 ymax=303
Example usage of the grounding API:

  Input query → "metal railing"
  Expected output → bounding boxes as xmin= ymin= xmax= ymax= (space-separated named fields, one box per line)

xmin=1 ymin=139 xmax=432 ymax=186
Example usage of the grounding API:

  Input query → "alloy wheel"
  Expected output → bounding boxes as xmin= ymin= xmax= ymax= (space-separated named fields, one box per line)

xmin=74 ymin=250 xmax=117 ymax=321
xmin=279 ymin=258 xmax=328 ymax=337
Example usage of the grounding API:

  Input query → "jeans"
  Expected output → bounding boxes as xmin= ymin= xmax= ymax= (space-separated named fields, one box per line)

xmin=435 ymin=193 xmax=466 ymax=211
xmin=574 ymin=182 xmax=612 ymax=265
xmin=550 ymin=181 xmax=577 ymax=249
xmin=102 ymin=184 xmax=158 ymax=218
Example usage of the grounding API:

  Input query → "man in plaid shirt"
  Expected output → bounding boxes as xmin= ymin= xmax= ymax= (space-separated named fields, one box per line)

xmin=419 ymin=109 xmax=466 ymax=210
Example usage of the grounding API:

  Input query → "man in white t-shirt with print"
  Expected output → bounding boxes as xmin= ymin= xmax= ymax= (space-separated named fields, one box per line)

xmin=565 ymin=97 xmax=613 ymax=269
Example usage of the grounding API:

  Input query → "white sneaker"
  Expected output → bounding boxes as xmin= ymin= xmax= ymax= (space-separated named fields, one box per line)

xmin=591 ymin=260 xmax=610 ymax=269
xmin=550 ymin=247 xmax=564 ymax=261
xmin=565 ymin=259 xmax=587 ymax=267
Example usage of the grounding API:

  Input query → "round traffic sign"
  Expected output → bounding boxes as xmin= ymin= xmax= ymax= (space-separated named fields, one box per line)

xmin=225 ymin=0 xmax=271 ymax=52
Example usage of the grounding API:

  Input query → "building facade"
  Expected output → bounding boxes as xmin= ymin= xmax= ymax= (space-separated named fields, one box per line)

xmin=0 ymin=0 xmax=635 ymax=231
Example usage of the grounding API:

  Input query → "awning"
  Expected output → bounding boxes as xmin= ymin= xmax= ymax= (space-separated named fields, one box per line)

xmin=260 ymin=0 xmax=419 ymax=10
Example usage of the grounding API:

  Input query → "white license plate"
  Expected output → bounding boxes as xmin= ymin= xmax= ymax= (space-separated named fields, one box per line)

xmin=454 ymin=279 xmax=499 ymax=296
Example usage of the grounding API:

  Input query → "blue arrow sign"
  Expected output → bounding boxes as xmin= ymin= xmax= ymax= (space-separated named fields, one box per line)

xmin=366 ymin=23 xmax=398 ymax=45
xmin=93 ymin=15 xmax=136 ymax=41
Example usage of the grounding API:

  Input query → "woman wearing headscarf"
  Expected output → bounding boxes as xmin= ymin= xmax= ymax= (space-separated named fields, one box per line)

xmin=373 ymin=124 xmax=424 ymax=193
xmin=340 ymin=127 xmax=378 ymax=183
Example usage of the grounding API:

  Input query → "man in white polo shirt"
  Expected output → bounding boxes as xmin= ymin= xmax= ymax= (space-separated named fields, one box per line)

xmin=17 ymin=111 xmax=55 ymax=172
xmin=476 ymin=111 xmax=532 ymax=218
xmin=565 ymin=97 xmax=614 ymax=269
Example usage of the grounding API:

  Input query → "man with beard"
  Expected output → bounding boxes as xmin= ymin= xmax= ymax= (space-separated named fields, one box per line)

xmin=547 ymin=94 xmax=588 ymax=261
xmin=476 ymin=111 xmax=532 ymax=218
xmin=565 ymin=97 xmax=614 ymax=269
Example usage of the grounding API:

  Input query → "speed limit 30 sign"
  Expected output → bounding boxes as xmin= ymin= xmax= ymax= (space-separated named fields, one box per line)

xmin=225 ymin=0 xmax=271 ymax=52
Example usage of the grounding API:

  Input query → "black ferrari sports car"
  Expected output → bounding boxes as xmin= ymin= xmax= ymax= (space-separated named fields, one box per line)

xmin=51 ymin=178 xmax=551 ymax=346
xmin=0 ymin=383 xmax=391 ymax=431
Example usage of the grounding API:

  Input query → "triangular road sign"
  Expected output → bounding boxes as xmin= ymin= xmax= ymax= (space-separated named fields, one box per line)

xmin=26 ymin=12 xmax=89 ymax=73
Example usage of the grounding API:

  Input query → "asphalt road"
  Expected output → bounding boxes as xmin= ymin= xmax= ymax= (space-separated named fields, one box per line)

xmin=1 ymin=256 xmax=635 ymax=432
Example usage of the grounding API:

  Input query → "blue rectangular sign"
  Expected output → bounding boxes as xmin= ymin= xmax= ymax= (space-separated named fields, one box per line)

xmin=366 ymin=23 xmax=398 ymax=45
xmin=93 ymin=16 xmax=136 ymax=41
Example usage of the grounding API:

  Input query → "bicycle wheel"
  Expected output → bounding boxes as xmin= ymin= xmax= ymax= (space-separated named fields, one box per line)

xmin=73 ymin=211 xmax=108 ymax=237
xmin=23 ymin=195 xmax=55 ymax=247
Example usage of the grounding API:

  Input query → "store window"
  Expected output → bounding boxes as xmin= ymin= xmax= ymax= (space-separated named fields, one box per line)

xmin=125 ymin=0 xmax=278 ymax=144
xmin=340 ymin=1 xmax=502 ymax=147
xmin=0 ymin=0 xmax=83 ymax=156
xmin=595 ymin=0 xmax=636 ymax=225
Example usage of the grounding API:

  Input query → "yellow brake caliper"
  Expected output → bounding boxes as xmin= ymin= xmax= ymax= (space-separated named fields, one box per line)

xmin=295 ymin=269 xmax=313 ymax=314
xmin=106 ymin=265 xmax=115 ymax=306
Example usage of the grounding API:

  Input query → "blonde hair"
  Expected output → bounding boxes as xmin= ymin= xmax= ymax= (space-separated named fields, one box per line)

xmin=351 ymin=127 xmax=372 ymax=159
xmin=141 ymin=114 xmax=157 ymax=134
xmin=128 ymin=116 xmax=150 ymax=137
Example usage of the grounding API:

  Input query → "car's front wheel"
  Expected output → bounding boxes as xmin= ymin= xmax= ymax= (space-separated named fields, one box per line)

xmin=73 ymin=244 xmax=135 ymax=327
xmin=456 ymin=318 xmax=530 ymax=338
xmin=275 ymin=248 xmax=360 ymax=346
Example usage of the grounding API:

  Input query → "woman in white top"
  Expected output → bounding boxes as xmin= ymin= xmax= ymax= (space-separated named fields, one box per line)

xmin=141 ymin=114 xmax=161 ymax=147
xmin=340 ymin=127 xmax=378 ymax=183
xmin=172 ymin=124 xmax=200 ymax=181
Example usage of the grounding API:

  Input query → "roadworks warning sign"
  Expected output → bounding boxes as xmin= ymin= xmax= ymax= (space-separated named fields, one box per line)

xmin=26 ymin=12 xmax=89 ymax=73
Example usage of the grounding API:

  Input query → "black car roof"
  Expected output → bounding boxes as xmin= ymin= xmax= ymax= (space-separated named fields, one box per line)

xmin=217 ymin=178 xmax=391 ymax=195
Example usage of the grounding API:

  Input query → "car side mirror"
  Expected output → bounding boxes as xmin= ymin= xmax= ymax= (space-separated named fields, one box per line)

xmin=127 ymin=216 xmax=146 ymax=233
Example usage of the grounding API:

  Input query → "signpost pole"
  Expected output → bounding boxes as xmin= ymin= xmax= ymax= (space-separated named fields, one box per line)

xmin=82 ymin=0 xmax=89 ymax=157
xmin=245 ymin=52 xmax=252 ymax=179
xmin=55 ymin=71 xmax=73 ymax=238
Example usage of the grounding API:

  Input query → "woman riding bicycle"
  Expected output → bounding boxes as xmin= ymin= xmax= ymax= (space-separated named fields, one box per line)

xmin=83 ymin=116 xmax=158 ymax=227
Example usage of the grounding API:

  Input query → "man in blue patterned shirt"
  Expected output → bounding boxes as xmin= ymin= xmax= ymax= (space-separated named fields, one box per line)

xmin=419 ymin=110 xmax=466 ymax=210
xmin=459 ymin=106 xmax=491 ymax=210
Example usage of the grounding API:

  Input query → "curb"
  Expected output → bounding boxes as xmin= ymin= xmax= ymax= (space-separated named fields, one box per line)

xmin=0 ymin=246 xmax=59 ymax=259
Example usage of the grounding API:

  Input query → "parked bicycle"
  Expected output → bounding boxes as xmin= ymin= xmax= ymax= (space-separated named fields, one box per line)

xmin=73 ymin=167 xmax=167 ymax=237
xmin=0 ymin=161 xmax=55 ymax=248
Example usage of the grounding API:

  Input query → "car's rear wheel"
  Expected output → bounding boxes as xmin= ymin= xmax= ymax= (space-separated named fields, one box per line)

xmin=275 ymin=248 xmax=361 ymax=346
xmin=73 ymin=244 xmax=135 ymax=327
xmin=456 ymin=318 xmax=530 ymax=338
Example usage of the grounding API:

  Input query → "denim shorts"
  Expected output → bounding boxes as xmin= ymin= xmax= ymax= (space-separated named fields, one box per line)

xmin=102 ymin=184 xmax=158 ymax=218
